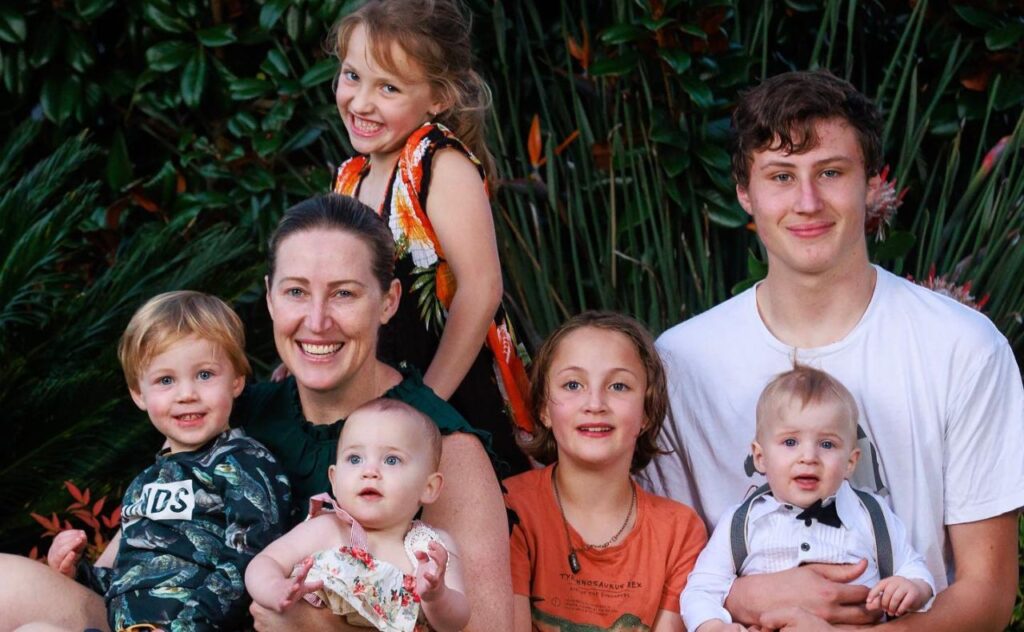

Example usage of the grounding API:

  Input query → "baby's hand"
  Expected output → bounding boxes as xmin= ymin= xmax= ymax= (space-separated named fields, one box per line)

xmin=867 ymin=576 xmax=932 ymax=617
xmin=48 ymin=529 xmax=87 ymax=577
xmin=271 ymin=557 xmax=324 ymax=612
xmin=414 ymin=541 xmax=449 ymax=601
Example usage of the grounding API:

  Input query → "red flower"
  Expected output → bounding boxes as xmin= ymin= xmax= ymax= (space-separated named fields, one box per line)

xmin=909 ymin=264 xmax=989 ymax=311
xmin=866 ymin=165 xmax=907 ymax=240
xmin=347 ymin=547 xmax=376 ymax=570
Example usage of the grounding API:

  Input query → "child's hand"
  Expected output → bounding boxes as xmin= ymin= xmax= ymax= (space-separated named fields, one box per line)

xmin=270 ymin=557 xmax=324 ymax=613
xmin=866 ymin=576 xmax=932 ymax=617
xmin=48 ymin=529 xmax=87 ymax=577
xmin=414 ymin=541 xmax=449 ymax=601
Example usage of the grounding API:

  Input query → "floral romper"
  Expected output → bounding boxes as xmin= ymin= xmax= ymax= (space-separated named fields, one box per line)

xmin=300 ymin=494 xmax=440 ymax=632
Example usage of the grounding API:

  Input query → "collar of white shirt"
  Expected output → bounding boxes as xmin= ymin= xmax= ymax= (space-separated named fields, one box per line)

xmin=747 ymin=480 xmax=860 ymax=528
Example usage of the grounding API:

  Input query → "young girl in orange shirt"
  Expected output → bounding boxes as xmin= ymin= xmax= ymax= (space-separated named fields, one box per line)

xmin=504 ymin=312 xmax=708 ymax=631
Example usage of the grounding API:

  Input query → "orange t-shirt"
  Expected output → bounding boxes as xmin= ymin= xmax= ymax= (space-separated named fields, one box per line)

xmin=505 ymin=465 xmax=707 ymax=631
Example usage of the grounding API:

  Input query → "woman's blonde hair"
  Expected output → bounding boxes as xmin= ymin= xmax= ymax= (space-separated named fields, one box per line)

xmin=522 ymin=311 xmax=669 ymax=473
xmin=334 ymin=0 xmax=496 ymax=182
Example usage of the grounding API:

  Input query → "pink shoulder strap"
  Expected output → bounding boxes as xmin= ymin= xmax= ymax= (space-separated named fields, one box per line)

xmin=307 ymin=492 xmax=368 ymax=550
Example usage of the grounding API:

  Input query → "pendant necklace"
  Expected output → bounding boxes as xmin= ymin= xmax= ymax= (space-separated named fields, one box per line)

xmin=551 ymin=464 xmax=637 ymax=574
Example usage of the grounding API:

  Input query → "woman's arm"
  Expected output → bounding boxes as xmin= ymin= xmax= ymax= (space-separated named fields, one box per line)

xmin=423 ymin=432 xmax=512 ymax=631
xmin=422 ymin=149 xmax=503 ymax=400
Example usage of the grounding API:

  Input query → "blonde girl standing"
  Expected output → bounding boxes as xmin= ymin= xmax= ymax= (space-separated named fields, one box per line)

xmin=331 ymin=0 xmax=532 ymax=473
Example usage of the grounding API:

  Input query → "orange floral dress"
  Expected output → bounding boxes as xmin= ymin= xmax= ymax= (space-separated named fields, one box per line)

xmin=334 ymin=123 xmax=532 ymax=473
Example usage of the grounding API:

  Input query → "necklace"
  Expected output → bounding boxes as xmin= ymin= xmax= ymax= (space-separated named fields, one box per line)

xmin=551 ymin=465 xmax=637 ymax=574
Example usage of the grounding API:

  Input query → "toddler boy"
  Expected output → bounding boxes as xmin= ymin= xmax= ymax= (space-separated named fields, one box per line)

xmin=45 ymin=291 xmax=290 ymax=631
xmin=680 ymin=366 xmax=934 ymax=631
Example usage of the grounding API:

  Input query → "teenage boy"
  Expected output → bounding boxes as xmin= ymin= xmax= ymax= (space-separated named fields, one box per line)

xmin=644 ymin=70 xmax=1023 ymax=630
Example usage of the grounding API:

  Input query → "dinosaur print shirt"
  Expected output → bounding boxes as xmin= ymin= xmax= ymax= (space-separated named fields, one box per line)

xmin=98 ymin=428 xmax=290 ymax=630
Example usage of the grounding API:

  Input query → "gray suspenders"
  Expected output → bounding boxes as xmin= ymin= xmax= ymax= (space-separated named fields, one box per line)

xmin=729 ymin=483 xmax=894 ymax=579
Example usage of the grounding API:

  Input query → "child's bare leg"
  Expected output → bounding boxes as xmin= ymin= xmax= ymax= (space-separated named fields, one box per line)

xmin=0 ymin=553 xmax=109 ymax=630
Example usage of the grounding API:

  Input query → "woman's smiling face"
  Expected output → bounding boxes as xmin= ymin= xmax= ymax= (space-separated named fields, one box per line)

xmin=266 ymin=228 xmax=399 ymax=398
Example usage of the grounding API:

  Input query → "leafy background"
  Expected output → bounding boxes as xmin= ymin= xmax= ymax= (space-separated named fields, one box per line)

xmin=1 ymin=0 xmax=1022 ymax=625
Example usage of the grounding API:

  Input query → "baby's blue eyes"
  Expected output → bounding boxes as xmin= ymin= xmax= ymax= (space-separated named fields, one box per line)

xmin=820 ymin=440 xmax=835 ymax=449
xmin=610 ymin=382 xmax=629 ymax=392
xmin=158 ymin=376 xmax=174 ymax=386
xmin=197 ymin=370 xmax=213 ymax=381
xmin=347 ymin=454 xmax=362 ymax=465
xmin=384 ymin=455 xmax=401 ymax=466
xmin=563 ymin=380 xmax=581 ymax=391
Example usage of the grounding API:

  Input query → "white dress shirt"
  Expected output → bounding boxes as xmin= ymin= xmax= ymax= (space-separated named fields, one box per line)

xmin=680 ymin=481 xmax=935 ymax=630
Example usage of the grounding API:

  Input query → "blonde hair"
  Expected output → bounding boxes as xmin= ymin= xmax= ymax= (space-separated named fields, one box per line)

xmin=334 ymin=0 xmax=496 ymax=183
xmin=522 ymin=311 xmax=669 ymax=473
xmin=755 ymin=364 xmax=858 ymax=441
xmin=118 ymin=291 xmax=251 ymax=390
xmin=343 ymin=398 xmax=442 ymax=469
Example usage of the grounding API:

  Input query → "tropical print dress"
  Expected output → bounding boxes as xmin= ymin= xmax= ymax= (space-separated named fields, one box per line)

xmin=334 ymin=122 xmax=532 ymax=474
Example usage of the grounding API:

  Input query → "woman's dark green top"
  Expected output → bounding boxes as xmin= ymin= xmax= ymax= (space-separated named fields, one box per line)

xmin=231 ymin=364 xmax=491 ymax=525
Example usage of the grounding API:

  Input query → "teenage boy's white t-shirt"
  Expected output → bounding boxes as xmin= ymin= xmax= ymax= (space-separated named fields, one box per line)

xmin=642 ymin=266 xmax=1024 ymax=590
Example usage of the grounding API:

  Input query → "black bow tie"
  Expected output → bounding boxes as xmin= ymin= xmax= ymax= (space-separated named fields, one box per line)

xmin=795 ymin=498 xmax=842 ymax=528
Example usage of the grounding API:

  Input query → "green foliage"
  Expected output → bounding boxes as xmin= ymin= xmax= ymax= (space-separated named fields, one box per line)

xmin=478 ymin=0 xmax=1024 ymax=343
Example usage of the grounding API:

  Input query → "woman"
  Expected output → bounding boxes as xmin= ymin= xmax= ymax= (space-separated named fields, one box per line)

xmin=237 ymin=194 xmax=511 ymax=630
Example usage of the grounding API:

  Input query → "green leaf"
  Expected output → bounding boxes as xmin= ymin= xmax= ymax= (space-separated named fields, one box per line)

xmin=145 ymin=40 xmax=194 ymax=71
xmin=679 ymin=24 xmax=708 ymax=40
xmin=590 ymin=51 xmax=639 ymax=77
xmin=285 ymin=6 xmax=303 ymax=42
xmin=74 ymin=0 xmax=116 ymax=21
xmin=952 ymin=6 xmax=1003 ymax=30
xmin=262 ymin=49 xmax=291 ymax=78
xmin=746 ymin=250 xmax=768 ymax=278
xmin=229 ymin=78 xmax=273 ymax=100
xmin=143 ymin=3 xmax=190 ymax=34
xmin=660 ymin=146 xmax=690 ymax=177
xmin=701 ymin=189 xmax=748 ymax=228
xmin=873 ymin=230 xmax=916 ymax=260
xmin=783 ymin=0 xmax=818 ymax=11
xmin=658 ymin=49 xmax=691 ymax=74
xmin=680 ymin=75 xmax=713 ymax=109
xmin=694 ymin=142 xmax=730 ymax=170
xmin=262 ymin=99 xmax=296 ymax=130
xmin=993 ymin=74 xmax=1024 ymax=111
xmin=985 ymin=22 xmax=1024 ymax=51
xmin=180 ymin=48 xmax=206 ymax=109
xmin=227 ymin=112 xmax=259 ymax=137
xmin=260 ymin=0 xmax=290 ymax=31
xmin=238 ymin=165 xmax=276 ymax=191
xmin=65 ymin=31 xmax=98 ymax=73
xmin=638 ymin=17 xmax=674 ymax=32
xmin=600 ymin=24 xmax=644 ymax=45
xmin=300 ymin=59 xmax=337 ymax=88
xmin=40 ymin=75 xmax=81 ymax=124
xmin=0 ymin=6 xmax=27 ymax=43
xmin=252 ymin=131 xmax=283 ymax=157
xmin=196 ymin=25 xmax=236 ymax=47
xmin=650 ymin=110 xmax=687 ymax=148
xmin=29 ymin=20 xmax=60 ymax=67
xmin=281 ymin=125 xmax=324 ymax=153
xmin=106 ymin=129 xmax=132 ymax=192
